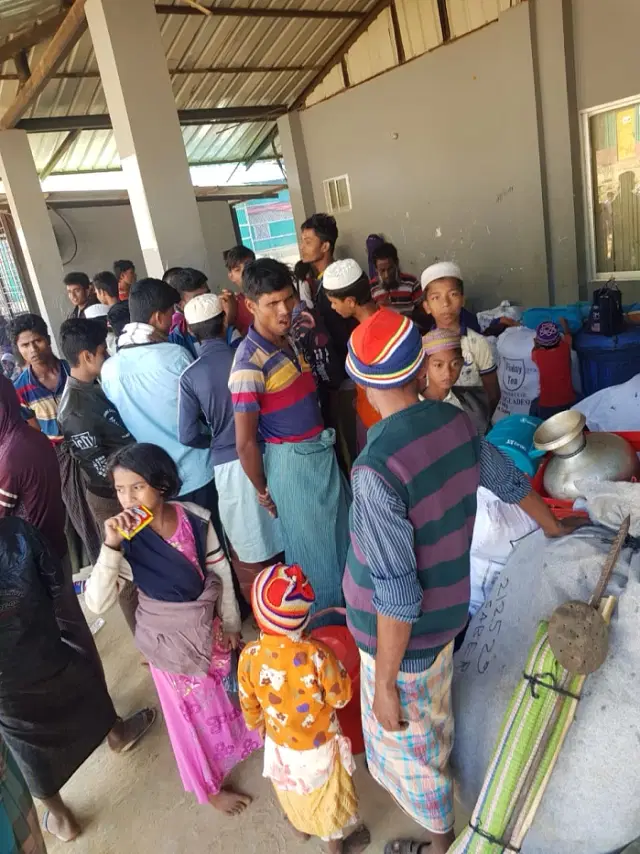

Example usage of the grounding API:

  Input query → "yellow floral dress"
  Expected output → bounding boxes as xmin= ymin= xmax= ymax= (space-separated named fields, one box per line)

xmin=239 ymin=633 xmax=359 ymax=840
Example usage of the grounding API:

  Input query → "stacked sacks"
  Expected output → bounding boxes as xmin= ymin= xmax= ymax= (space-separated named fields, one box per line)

xmin=453 ymin=512 xmax=640 ymax=854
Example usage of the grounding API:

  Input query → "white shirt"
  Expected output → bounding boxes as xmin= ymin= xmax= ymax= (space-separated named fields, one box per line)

xmin=458 ymin=328 xmax=497 ymax=387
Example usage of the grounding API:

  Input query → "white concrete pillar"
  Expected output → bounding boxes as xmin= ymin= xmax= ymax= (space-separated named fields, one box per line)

xmin=277 ymin=112 xmax=315 ymax=241
xmin=86 ymin=0 xmax=207 ymax=277
xmin=0 ymin=130 xmax=67 ymax=348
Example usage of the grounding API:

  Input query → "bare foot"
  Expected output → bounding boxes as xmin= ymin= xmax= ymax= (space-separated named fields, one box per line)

xmin=289 ymin=825 xmax=310 ymax=842
xmin=342 ymin=826 xmax=372 ymax=854
xmin=108 ymin=707 xmax=156 ymax=754
xmin=43 ymin=809 xmax=80 ymax=843
xmin=208 ymin=788 xmax=252 ymax=816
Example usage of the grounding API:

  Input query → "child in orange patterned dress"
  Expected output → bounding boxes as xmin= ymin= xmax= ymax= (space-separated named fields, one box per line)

xmin=238 ymin=562 xmax=370 ymax=854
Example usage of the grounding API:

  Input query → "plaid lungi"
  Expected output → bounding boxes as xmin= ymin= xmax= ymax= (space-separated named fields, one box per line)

xmin=360 ymin=643 xmax=455 ymax=834
xmin=0 ymin=738 xmax=46 ymax=854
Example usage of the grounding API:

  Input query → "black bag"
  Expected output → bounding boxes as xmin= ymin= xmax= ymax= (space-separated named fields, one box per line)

xmin=588 ymin=280 xmax=624 ymax=336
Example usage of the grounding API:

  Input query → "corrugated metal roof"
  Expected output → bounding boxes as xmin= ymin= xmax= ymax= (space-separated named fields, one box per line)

xmin=0 ymin=0 xmax=522 ymax=172
xmin=0 ymin=0 xmax=378 ymax=170
xmin=0 ymin=0 xmax=60 ymax=39
xmin=395 ymin=0 xmax=442 ymax=61
xmin=447 ymin=0 xmax=517 ymax=39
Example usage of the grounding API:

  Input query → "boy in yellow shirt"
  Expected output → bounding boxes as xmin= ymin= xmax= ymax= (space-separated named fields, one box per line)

xmin=238 ymin=563 xmax=370 ymax=853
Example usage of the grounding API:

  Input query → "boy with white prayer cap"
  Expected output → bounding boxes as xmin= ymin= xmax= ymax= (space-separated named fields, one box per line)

xmin=179 ymin=293 xmax=283 ymax=603
xmin=420 ymin=261 xmax=499 ymax=413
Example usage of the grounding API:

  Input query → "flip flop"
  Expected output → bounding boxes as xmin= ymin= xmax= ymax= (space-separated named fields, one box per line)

xmin=114 ymin=707 xmax=156 ymax=754
xmin=42 ymin=810 xmax=80 ymax=843
xmin=384 ymin=841 xmax=431 ymax=854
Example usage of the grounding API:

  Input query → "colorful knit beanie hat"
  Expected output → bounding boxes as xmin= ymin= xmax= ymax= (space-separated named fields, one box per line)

xmin=535 ymin=321 xmax=561 ymax=348
xmin=423 ymin=327 xmax=462 ymax=356
xmin=252 ymin=562 xmax=316 ymax=635
xmin=346 ymin=308 xmax=424 ymax=389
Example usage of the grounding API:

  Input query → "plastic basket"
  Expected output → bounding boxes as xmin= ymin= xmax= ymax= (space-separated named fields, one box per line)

xmin=531 ymin=431 xmax=640 ymax=519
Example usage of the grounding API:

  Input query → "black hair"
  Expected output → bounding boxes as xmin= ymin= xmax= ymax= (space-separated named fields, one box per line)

xmin=64 ymin=271 xmax=90 ymax=289
xmin=223 ymin=245 xmax=255 ymax=271
xmin=301 ymin=213 xmax=338 ymax=253
xmin=93 ymin=271 xmax=119 ymax=299
xmin=293 ymin=260 xmax=312 ymax=283
xmin=107 ymin=301 xmax=130 ymax=338
xmin=129 ymin=278 xmax=179 ymax=323
xmin=372 ymin=241 xmax=400 ymax=265
xmin=169 ymin=267 xmax=209 ymax=296
xmin=243 ymin=258 xmax=294 ymax=301
xmin=162 ymin=267 xmax=183 ymax=289
xmin=11 ymin=313 xmax=50 ymax=348
xmin=59 ymin=318 xmax=107 ymax=367
xmin=189 ymin=315 xmax=225 ymax=342
xmin=114 ymin=260 xmax=135 ymax=280
xmin=326 ymin=273 xmax=373 ymax=306
xmin=108 ymin=442 xmax=182 ymax=499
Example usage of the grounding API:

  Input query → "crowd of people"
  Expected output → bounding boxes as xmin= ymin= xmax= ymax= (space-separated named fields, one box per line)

xmin=0 ymin=215 xmax=585 ymax=854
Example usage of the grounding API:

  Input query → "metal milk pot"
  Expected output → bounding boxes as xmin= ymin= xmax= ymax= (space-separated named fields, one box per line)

xmin=533 ymin=410 xmax=639 ymax=500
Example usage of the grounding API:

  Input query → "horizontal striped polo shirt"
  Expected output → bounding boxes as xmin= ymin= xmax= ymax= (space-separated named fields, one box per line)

xmin=229 ymin=325 xmax=323 ymax=443
xmin=14 ymin=360 xmax=70 ymax=437
xmin=370 ymin=272 xmax=422 ymax=316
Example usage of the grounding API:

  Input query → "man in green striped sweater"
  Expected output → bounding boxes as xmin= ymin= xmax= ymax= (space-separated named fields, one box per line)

xmin=343 ymin=308 xmax=479 ymax=854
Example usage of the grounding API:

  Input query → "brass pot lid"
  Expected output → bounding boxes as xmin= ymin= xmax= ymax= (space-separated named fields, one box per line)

xmin=534 ymin=410 xmax=587 ymax=453
xmin=548 ymin=600 xmax=609 ymax=675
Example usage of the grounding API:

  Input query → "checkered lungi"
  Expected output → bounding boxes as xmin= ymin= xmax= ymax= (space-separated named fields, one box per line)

xmin=360 ymin=643 xmax=455 ymax=835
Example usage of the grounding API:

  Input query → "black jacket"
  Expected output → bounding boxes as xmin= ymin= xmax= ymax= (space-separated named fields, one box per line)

xmin=0 ymin=517 xmax=68 ymax=690
xmin=57 ymin=376 xmax=133 ymax=497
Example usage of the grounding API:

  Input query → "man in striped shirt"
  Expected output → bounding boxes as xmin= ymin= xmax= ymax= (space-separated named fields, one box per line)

xmin=229 ymin=258 xmax=350 ymax=616
xmin=370 ymin=241 xmax=421 ymax=316
xmin=12 ymin=313 xmax=70 ymax=437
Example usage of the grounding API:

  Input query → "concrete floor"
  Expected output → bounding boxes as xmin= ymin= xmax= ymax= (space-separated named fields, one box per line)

xmin=41 ymin=604 xmax=431 ymax=854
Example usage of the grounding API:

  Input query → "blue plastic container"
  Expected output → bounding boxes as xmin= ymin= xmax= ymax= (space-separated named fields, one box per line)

xmin=486 ymin=415 xmax=545 ymax=476
xmin=574 ymin=325 xmax=640 ymax=397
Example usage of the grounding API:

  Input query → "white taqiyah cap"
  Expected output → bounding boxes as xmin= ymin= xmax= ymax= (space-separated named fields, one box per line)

xmin=420 ymin=261 xmax=463 ymax=292
xmin=184 ymin=293 xmax=223 ymax=325
xmin=84 ymin=303 xmax=109 ymax=319
xmin=323 ymin=258 xmax=365 ymax=292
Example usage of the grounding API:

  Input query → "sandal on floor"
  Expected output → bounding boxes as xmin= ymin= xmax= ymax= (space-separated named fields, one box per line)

xmin=114 ymin=707 xmax=157 ymax=754
xmin=384 ymin=841 xmax=431 ymax=854
xmin=42 ymin=810 xmax=80 ymax=843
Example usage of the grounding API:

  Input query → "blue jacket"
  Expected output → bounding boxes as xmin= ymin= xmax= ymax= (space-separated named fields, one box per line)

xmin=101 ymin=342 xmax=214 ymax=495
xmin=177 ymin=338 xmax=246 ymax=466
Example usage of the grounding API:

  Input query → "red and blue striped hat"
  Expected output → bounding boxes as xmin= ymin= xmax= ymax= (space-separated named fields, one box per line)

xmin=346 ymin=308 xmax=424 ymax=389
xmin=251 ymin=562 xmax=316 ymax=636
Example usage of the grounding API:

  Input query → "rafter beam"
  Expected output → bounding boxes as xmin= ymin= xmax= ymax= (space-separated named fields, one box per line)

xmin=1 ymin=1 xmax=88 ymax=131
xmin=16 ymin=105 xmax=288 ymax=133
xmin=39 ymin=129 xmax=81 ymax=180
xmin=0 ymin=11 xmax=67 ymax=65
xmin=155 ymin=3 xmax=364 ymax=20
xmin=292 ymin=0 xmax=393 ymax=109
xmin=245 ymin=125 xmax=278 ymax=170
xmin=0 ymin=63 xmax=319 ymax=81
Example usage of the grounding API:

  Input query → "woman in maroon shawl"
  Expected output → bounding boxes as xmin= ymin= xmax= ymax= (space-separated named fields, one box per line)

xmin=0 ymin=376 xmax=155 ymax=842
xmin=0 ymin=373 xmax=67 ymax=560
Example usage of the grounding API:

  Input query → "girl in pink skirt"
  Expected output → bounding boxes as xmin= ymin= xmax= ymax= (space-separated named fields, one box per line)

xmin=86 ymin=442 xmax=261 ymax=815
